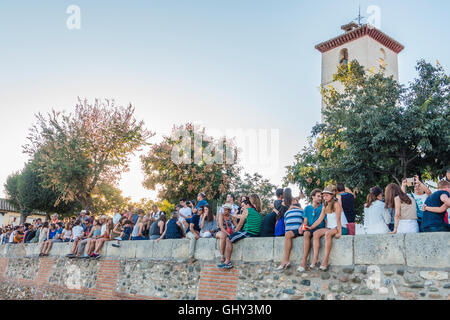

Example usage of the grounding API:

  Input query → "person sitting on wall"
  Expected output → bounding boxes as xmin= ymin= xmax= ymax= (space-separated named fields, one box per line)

xmin=306 ymin=186 xmax=348 ymax=271
xmin=199 ymin=205 xmax=217 ymax=238
xmin=112 ymin=219 xmax=133 ymax=248
xmin=39 ymin=223 xmax=57 ymax=256
xmin=273 ymin=189 xmax=293 ymax=237
xmin=90 ymin=218 xmax=114 ymax=259
xmin=297 ymin=189 xmax=324 ymax=272
xmin=72 ymin=219 xmax=102 ymax=259
xmin=218 ymin=197 xmax=262 ymax=269
xmin=421 ymin=180 xmax=450 ymax=232
xmin=336 ymin=183 xmax=356 ymax=235
xmin=215 ymin=204 xmax=238 ymax=263
xmin=149 ymin=215 xmax=167 ymax=240
xmin=185 ymin=206 xmax=203 ymax=264
xmin=157 ymin=211 xmax=185 ymax=241
xmin=259 ymin=188 xmax=284 ymax=237
xmin=275 ymin=197 xmax=304 ymax=270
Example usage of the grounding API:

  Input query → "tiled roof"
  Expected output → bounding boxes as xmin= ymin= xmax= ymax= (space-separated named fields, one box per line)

xmin=315 ymin=24 xmax=404 ymax=54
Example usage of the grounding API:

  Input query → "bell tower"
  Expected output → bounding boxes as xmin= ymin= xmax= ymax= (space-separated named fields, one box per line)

xmin=315 ymin=22 xmax=404 ymax=113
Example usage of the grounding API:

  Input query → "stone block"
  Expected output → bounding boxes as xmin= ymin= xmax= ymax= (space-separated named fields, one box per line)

xmin=105 ymin=240 xmax=137 ymax=259
xmin=405 ymin=232 xmax=450 ymax=268
xmin=354 ymin=234 xmax=405 ymax=265
xmin=241 ymin=237 xmax=274 ymax=262
xmin=7 ymin=243 xmax=26 ymax=258
xmin=50 ymin=242 xmax=71 ymax=257
xmin=152 ymin=239 xmax=173 ymax=260
xmin=135 ymin=240 xmax=154 ymax=259
xmin=25 ymin=244 xmax=40 ymax=257
xmin=312 ymin=235 xmax=354 ymax=266
xmin=194 ymin=238 xmax=216 ymax=261
xmin=273 ymin=237 xmax=308 ymax=263
xmin=171 ymin=239 xmax=190 ymax=261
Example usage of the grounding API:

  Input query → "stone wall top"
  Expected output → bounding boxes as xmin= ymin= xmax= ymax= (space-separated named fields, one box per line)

xmin=1 ymin=233 xmax=449 ymax=269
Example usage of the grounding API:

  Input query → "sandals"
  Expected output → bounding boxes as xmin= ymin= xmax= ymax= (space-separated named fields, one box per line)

xmin=319 ymin=264 xmax=329 ymax=271
xmin=309 ymin=262 xmax=320 ymax=270
xmin=220 ymin=255 xmax=225 ymax=263
xmin=275 ymin=262 xmax=291 ymax=271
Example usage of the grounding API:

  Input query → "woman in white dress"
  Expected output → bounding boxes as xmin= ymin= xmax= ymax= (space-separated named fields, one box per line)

xmin=362 ymin=186 xmax=391 ymax=234
xmin=385 ymin=183 xmax=419 ymax=234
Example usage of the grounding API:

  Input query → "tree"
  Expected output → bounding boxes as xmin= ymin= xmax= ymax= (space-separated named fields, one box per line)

xmin=4 ymin=159 xmax=80 ymax=223
xmin=285 ymin=60 xmax=450 ymax=220
xmin=91 ymin=182 xmax=131 ymax=215
xmin=24 ymin=98 xmax=153 ymax=213
xmin=141 ymin=123 xmax=240 ymax=204
xmin=231 ymin=172 xmax=277 ymax=214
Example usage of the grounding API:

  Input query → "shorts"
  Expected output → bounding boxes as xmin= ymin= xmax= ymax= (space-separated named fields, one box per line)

xmin=303 ymin=227 xmax=322 ymax=235
xmin=228 ymin=231 xmax=256 ymax=243
xmin=285 ymin=229 xmax=302 ymax=238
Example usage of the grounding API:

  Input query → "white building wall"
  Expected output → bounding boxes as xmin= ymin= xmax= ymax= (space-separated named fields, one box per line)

xmin=320 ymin=35 xmax=399 ymax=112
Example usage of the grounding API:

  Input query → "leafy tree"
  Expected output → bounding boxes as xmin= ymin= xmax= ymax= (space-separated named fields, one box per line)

xmin=230 ymin=172 xmax=277 ymax=214
xmin=141 ymin=123 xmax=240 ymax=204
xmin=285 ymin=60 xmax=450 ymax=220
xmin=4 ymin=159 xmax=80 ymax=223
xmin=23 ymin=98 xmax=153 ymax=213
xmin=92 ymin=182 xmax=131 ymax=215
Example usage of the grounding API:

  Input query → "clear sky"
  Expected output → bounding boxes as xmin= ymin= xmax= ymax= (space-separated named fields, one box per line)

xmin=1 ymin=0 xmax=449 ymax=202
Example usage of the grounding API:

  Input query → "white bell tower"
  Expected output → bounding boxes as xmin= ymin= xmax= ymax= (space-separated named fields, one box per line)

xmin=315 ymin=22 xmax=404 ymax=112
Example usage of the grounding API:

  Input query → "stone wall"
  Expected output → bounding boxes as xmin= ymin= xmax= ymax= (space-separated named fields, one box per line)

xmin=0 ymin=233 xmax=449 ymax=300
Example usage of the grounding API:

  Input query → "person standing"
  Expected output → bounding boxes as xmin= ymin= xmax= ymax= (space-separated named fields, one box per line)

xmin=421 ymin=180 xmax=450 ymax=232
xmin=385 ymin=183 xmax=419 ymax=234
xmin=401 ymin=175 xmax=432 ymax=231
xmin=362 ymin=187 xmax=391 ymax=234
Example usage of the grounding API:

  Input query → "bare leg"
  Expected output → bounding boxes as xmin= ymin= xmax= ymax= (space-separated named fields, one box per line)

xmin=281 ymin=231 xmax=294 ymax=266
xmin=300 ymin=231 xmax=311 ymax=268
xmin=44 ymin=241 xmax=53 ymax=254
xmin=215 ymin=232 xmax=227 ymax=258
xmin=322 ymin=229 xmax=338 ymax=267
xmin=224 ymin=238 xmax=233 ymax=264
xmin=311 ymin=229 xmax=328 ymax=266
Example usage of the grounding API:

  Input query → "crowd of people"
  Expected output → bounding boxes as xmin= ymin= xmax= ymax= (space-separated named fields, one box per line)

xmin=0 ymin=169 xmax=448 ymax=270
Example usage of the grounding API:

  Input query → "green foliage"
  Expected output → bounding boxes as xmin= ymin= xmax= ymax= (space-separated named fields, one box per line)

xmin=23 ymin=98 xmax=153 ymax=213
xmin=92 ymin=182 xmax=131 ymax=215
xmin=285 ymin=60 xmax=450 ymax=220
xmin=141 ymin=123 xmax=241 ymax=204
xmin=231 ymin=172 xmax=277 ymax=214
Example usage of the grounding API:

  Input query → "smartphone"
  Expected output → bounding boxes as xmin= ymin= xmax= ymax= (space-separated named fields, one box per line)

xmin=406 ymin=177 xmax=415 ymax=187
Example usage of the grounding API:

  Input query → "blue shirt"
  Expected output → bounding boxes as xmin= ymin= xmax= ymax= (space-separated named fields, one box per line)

xmin=195 ymin=199 xmax=208 ymax=209
xmin=188 ymin=213 xmax=201 ymax=233
xmin=304 ymin=204 xmax=325 ymax=229
xmin=423 ymin=190 xmax=450 ymax=229
xmin=284 ymin=208 xmax=304 ymax=232
xmin=131 ymin=214 xmax=139 ymax=225
xmin=123 ymin=226 xmax=132 ymax=240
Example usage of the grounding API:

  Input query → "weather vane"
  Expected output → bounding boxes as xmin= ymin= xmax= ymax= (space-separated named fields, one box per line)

xmin=354 ymin=5 xmax=365 ymax=26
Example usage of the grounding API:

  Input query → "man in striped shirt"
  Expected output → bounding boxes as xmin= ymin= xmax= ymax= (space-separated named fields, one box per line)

xmin=275 ymin=198 xmax=304 ymax=270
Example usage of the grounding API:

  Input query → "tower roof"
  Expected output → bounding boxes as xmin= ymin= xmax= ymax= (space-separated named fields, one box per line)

xmin=315 ymin=24 xmax=404 ymax=54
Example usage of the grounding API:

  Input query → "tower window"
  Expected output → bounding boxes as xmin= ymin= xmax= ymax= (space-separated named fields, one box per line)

xmin=379 ymin=48 xmax=386 ymax=66
xmin=339 ymin=48 xmax=348 ymax=65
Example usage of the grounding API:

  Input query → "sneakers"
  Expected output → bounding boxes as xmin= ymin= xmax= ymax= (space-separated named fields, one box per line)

xmin=218 ymin=262 xmax=233 ymax=269
xmin=66 ymin=253 xmax=75 ymax=258
xmin=275 ymin=263 xmax=291 ymax=271
xmin=90 ymin=253 xmax=100 ymax=259
xmin=114 ymin=237 xmax=122 ymax=241
xmin=112 ymin=243 xmax=120 ymax=248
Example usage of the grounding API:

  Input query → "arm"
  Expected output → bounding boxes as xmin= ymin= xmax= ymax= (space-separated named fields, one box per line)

xmin=218 ymin=214 xmax=226 ymax=234
xmin=159 ymin=221 xmax=165 ymax=234
xmin=415 ymin=175 xmax=432 ymax=196
xmin=308 ymin=206 xmax=326 ymax=230
xmin=157 ymin=222 xmax=168 ymax=242
xmin=335 ymin=201 xmax=343 ymax=238
xmin=235 ymin=209 xmax=248 ymax=232
xmin=401 ymin=179 xmax=407 ymax=193
xmin=138 ymin=223 xmax=144 ymax=237
xmin=345 ymin=187 xmax=354 ymax=196
xmin=177 ymin=221 xmax=186 ymax=238
xmin=199 ymin=215 xmax=205 ymax=230
xmin=390 ymin=197 xmax=401 ymax=234
xmin=423 ymin=194 xmax=449 ymax=213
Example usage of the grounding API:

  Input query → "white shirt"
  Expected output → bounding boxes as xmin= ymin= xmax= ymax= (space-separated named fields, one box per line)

xmin=9 ymin=231 xmax=15 ymax=243
xmin=362 ymin=200 xmax=391 ymax=234
xmin=179 ymin=207 xmax=192 ymax=219
xmin=72 ymin=225 xmax=84 ymax=239
xmin=100 ymin=224 xmax=107 ymax=236
xmin=326 ymin=211 xmax=348 ymax=229
xmin=113 ymin=213 xmax=122 ymax=225
xmin=152 ymin=211 xmax=164 ymax=220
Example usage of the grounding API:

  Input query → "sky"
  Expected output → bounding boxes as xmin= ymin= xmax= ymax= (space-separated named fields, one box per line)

xmin=1 ymin=0 xmax=449 ymax=202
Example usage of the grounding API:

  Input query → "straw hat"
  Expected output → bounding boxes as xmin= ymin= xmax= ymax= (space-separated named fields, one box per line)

xmin=322 ymin=186 xmax=334 ymax=195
